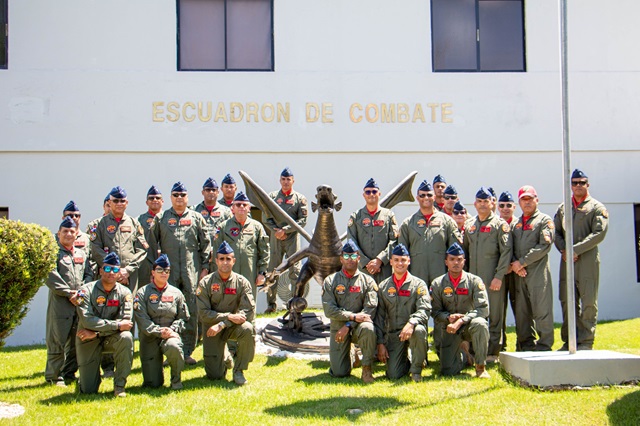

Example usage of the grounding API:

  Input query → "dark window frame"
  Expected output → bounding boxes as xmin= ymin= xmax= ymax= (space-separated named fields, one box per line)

xmin=1 ymin=0 xmax=7 ymax=69
xmin=634 ymin=204 xmax=640 ymax=282
xmin=176 ymin=0 xmax=274 ymax=72
xmin=431 ymin=0 xmax=526 ymax=73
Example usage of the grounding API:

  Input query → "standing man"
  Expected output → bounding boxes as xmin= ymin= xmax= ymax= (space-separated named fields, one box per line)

xmin=215 ymin=192 xmax=269 ymax=300
xmin=554 ymin=169 xmax=608 ymax=350
xmin=62 ymin=201 xmax=91 ymax=257
xmin=463 ymin=187 xmax=512 ymax=362
xmin=264 ymin=167 xmax=308 ymax=313
xmin=322 ymin=240 xmax=378 ymax=383
xmin=431 ymin=243 xmax=490 ymax=378
xmin=511 ymin=186 xmax=555 ymax=351
xmin=442 ymin=185 xmax=459 ymax=216
xmin=137 ymin=185 xmax=164 ymax=286
xmin=398 ymin=180 xmax=462 ymax=287
xmin=193 ymin=177 xmax=232 ymax=254
xmin=433 ymin=175 xmax=447 ymax=212
xmin=498 ymin=191 xmax=518 ymax=350
xmin=197 ymin=242 xmax=256 ymax=385
xmin=219 ymin=174 xmax=238 ymax=208
xmin=134 ymin=254 xmax=190 ymax=390
xmin=148 ymin=181 xmax=212 ymax=365
xmin=346 ymin=178 xmax=398 ymax=284
xmin=90 ymin=186 xmax=149 ymax=294
xmin=45 ymin=217 xmax=93 ymax=386
xmin=375 ymin=244 xmax=430 ymax=382
xmin=75 ymin=252 xmax=134 ymax=397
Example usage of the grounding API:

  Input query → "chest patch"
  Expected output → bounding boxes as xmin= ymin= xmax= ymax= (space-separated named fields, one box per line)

xmin=387 ymin=287 xmax=396 ymax=297
xmin=399 ymin=289 xmax=411 ymax=297
xmin=224 ymin=288 xmax=237 ymax=295
xmin=96 ymin=295 xmax=107 ymax=307
xmin=336 ymin=284 xmax=346 ymax=295
xmin=179 ymin=218 xmax=191 ymax=226
xmin=230 ymin=227 xmax=240 ymax=237
xmin=120 ymin=225 xmax=131 ymax=233
xmin=349 ymin=286 xmax=361 ymax=293
xmin=107 ymin=299 xmax=120 ymax=307
xmin=443 ymin=287 xmax=454 ymax=298
xmin=149 ymin=294 xmax=159 ymax=304
xmin=456 ymin=288 xmax=469 ymax=295
xmin=106 ymin=225 xmax=116 ymax=234
xmin=161 ymin=295 xmax=174 ymax=303
xmin=211 ymin=283 xmax=220 ymax=293
xmin=168 ymin=218 xmax=178 ymax=227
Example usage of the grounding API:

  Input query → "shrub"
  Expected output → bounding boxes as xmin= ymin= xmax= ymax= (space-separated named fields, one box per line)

xmin=0 ymin=218 xmax=58 ymax=348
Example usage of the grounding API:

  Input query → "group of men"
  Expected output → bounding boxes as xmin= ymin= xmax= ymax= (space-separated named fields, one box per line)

xmin=44 ymin=167 xmax=608 ymax=393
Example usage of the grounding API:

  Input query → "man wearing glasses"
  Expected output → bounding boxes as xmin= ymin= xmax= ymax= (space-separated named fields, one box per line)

xmin=137 ymin=185 xmax=164 ymax=285
xmin=134 ymin=254 xmax=189 ymax=390
xmin=322 ymin=240 xmax=378 ymax=383
xmin=61 ymin=200 xmax=91 ymax=257
xmin=193 ymin=177 xmax=232 ymax=256
xmin=462 ymin=187 xmax=512 ymax=362
xmin=553 ymin=169 xmax=608 ymax=351
xmin=148 ymin=181 xmax=211 ymax=365
xmin=498 ymin=191 xmax=518 ymax=350
xmin=74 ymin=252 xmax=134 ymax=397
xmin=90 ymin=186 xmax=149 ymax=295
xmin=452 ymin=201 xmax=468 ymax=234
xmin=442 ymin=185 xmax=459 ymax=216
xmin=346 ymin=178 xmax=398 ymax=283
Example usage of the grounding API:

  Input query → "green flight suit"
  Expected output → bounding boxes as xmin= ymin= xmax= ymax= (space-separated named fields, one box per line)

xmin=192 ymin=201 xmax=232 ymax=267
xmin=134 ymin=283 xmax=190 ymax=387
xmin=346 ymin=206 xmax=398 ymax=283
xmin=214 ymin=217 xmax=270 ymax=298
xmin=503 ymin=218 xmax=518 ymax=350
xmin=89 ymin=212 xmax=149 ymax=294
xmin=264 ymin=189 xmax=308 ymax=305
xmin=322 ymin=270 xmax=378 ymax=378
xmin=196 ymin=272 xmax=256 ymax=380
xmin=431 ymin=272 xmax=489 ymax=376
xmin=398 ymin=210 xmax=462 ymax=286
xmin=375 ymin=273 xmax=431 ymax=379
xmin=463 ymin=213 xmax=512 ymax=355
xmin=45 ymin=242 xmax=93 ymax=382
xmin=512 ymin=209 xmax=555 ymax=351
xmin=554 ymin=196 xmax=608 ymax=348
xmin=73 ymin=231 xmax=92 ymax=256
xmin=75 ymin=280 xmax=134 ymax=394
xmin=137 ymin=210 xmax=160 ymax=286
xmin=148 ymin=207 xmax=212 ymax=357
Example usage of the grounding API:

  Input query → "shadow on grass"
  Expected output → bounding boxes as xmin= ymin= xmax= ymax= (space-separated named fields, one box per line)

xmin=0 ymin=371 xmax=43 ymax=383
xmin=307 ymin=360 xmax=329 ymax=370
xmin=263 ymin=356 xmax=287 ymax=367
xmin=264 ymin=396 xmax=407 ymax=420
xmin=606 ymin=388 xmax=640 ymax=425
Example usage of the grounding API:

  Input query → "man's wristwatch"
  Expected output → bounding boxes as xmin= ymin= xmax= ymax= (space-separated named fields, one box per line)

xmin=345 ymin=321 xmax=353 ymax=329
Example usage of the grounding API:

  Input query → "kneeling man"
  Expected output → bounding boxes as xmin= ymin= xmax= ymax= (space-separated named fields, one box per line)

xmin=375 ymin=243 xmax=431 ymax=382
xmin=431 ymin=243 xmax=491 ymax=378
xmin=321 ymin=240 xmax=378 ymax=383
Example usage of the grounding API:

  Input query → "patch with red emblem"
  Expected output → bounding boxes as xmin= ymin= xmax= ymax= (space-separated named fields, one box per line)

xmin=387 ymin=287 xmax=397 ymax=297
xmin=146 ymin=217 xmax=154 ymax=225
xmin=74 ymin=241 xmax=86 ymax=248
xmin=74 ymin=257 xmax=84 ymax=264
xmin=349 ymin=286 xmax=361 ymax=293
xmin=336 ymin=284 xmax=346 ymax=295
xmin=230 ymin=228 xmax=240 ymax=237
xmin=179 ymin=219 xmax=191 ymax=226
xmin=96 ymin=295 xmax=107 ymax=306
xmin=224 ymin=288 xmax=237 ymax=295
xmin=149 ymin=294 xmax=159 ymax=304
xmin=120 ymin=226 xmax=131 ymax=232
xmin=106 ymin=225 xmax=116 ymax=234
xmin=211 ymin=283 xmax=221 ymax=292
xmin=168 ymin=218 xmax=178 ymax=227
xmin=200 ymin=210 xmax=209 ymax=217
xmin=373 ymin=220 xmax=384 ymax=227
xmin=399 ymin=289 xmax=411 ymax=297
xmin=443 ymin=287 xmax=454 ymax=298
xmin=161 ymin=295 xmax=174 ymax=302
xmin=417 ymin=219 xmax=426 ymax=228
xmin=107 ymin=299 xmax=120 ymax=307
xmin=456 ymin=288 xmax=468 ymax=295
xmin=362 ymin=218 xmax=371 ymax=227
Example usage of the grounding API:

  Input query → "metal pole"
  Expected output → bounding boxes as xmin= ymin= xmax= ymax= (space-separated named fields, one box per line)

xmin=559 ymin=0 xmax=577 ymax=354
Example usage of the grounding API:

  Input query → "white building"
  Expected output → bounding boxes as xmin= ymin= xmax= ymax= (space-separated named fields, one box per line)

xmin=2 ymin=0 xmax=639 ymax=345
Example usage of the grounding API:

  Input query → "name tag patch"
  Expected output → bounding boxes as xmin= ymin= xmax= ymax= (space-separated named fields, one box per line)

xmin=224 ymin=288 xmax=237 ymax=295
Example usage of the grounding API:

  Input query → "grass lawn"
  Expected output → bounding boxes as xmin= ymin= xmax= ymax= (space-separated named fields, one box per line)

xmin=1 ymin=318 xmax=639 ymax=426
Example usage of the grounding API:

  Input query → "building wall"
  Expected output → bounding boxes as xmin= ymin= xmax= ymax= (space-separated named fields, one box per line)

xmin=2 ymin=0 xmax=639 ymax=345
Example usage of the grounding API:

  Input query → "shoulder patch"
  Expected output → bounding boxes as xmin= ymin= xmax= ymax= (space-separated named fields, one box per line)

xmin=547 ymin=220 xmax=555 ymax=230
xmin=417 ymin=286 xmax=427 ymax=296
xmin=602 ymin=209 xmax=609 ymax=219
xmin=347 ymin=217 xmax=354 ymax=227
xmin=125 ymin=293 xmax=133 ymax=302
xmin=502 ymin=223 xmax=510 ymax=233
xmin=478 ymin=282 xmax=486 ymax=291
xmin=196 ymin=286 xmax=202 ymax=296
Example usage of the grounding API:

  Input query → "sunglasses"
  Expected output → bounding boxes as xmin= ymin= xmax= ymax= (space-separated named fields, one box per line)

xmin=498 ymin=203 xmax=514 ymax=208
xmin=342 ymin=253 xmax=358 ymax=260
xmin=453 ymin=211 xmax=466 ymax=216
xmin=418 ymin=193 xmax=435 ymax=198
xmin=234 ymin=203 xmax=249 ymax=208
xmin=571 ymin=181 xmax=588 ymax=187
xmin=66 ymin=213 xmax=81 ymax=218
xmin=147 ymin=196 xmax=162 ymax=201
xmin=203 ymin=188 xmax=218 ymax=192
xmin=103 ymin=266 xmax=120 ymax=273
xmin=110 ymin=199 xmax=127 ymax=204
xmin=364 ymin=190 xmax=379 ymax=195
xmin=172 ymin=193 xmax=188 ymax=198
xmin=154 ymin=267 xmax=171 ymax=274
xmin=444 ymin=195 xmax=457 ymax=200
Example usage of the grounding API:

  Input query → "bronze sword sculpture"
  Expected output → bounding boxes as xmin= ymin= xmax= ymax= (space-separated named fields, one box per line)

xmin=239 ymin=170 xmax=417 ymax=332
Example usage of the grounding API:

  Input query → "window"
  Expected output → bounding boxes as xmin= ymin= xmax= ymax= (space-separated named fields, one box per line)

xmin=1 ymin=0 xmax=7 ymax=69
xmin=0 ymin=207 xmax=7 ymax=219
xmin=177 ymin=0 xmax=273 ymax=71
xmin=634 ymin=204 xmax=640 ymax=282
xmin=431 ymin=0 xmax=525 ymax=72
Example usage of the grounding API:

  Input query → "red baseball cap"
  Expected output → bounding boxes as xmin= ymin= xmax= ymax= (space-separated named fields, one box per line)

xmin=518 ymin=185 xmax=538 ymax=199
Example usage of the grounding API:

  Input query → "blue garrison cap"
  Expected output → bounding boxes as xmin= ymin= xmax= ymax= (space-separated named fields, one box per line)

xmin=147 ymin=185 xmax=162 ymax=196
xmin=363 ymin=178 xmax=379 ymax=190
xmin=281 ymin=167 xmax=293 ymax=177
xmin=109 ymin=186 xmax=127 ymax=199
xmin=203 ymin=177 xmax=219 ymax=189
xmin=488 ymin=187 xmax=497 ymax=199
xmin=171 ymin=182 xmax=187 ymax=193
xmin=418 ymin=180 xmax=433 ymax=192
xmin=572 ymin=169 xmax=588 ymax=179
xmin=475 ymin=186 xmax=492 ymax=200
xmin=444 ymin=185 xmax=457 ymax=196
xmin=104 ymin=252 xmax=121 ymax=266
xmin=217 ymin=241 xmax=234 ymax=255
xmin=392 ymin=243 xmax=410 ymax=257
xmin=446 ymin=242 xmax=465 ymax=256
xmin=154 ymin=254 xmax=170 ymax=268
xmin=342 ymin=239 xmax=360 ymax=253
xmin=104 ymin=193 xmax=111 ymax=204
xmin=453 ymin=201 xmax=466 ymax=212
xmin=221 ymin=174 xmax=236 ymax=185
xmin=433 ymin=174 xmax=446 ymax=184
xmin=63 ymin=200 xmax=80 ymax=213
xmin=499 ymin=191 xmax=515 ymax=203
xmin=233 ymin=192 xmax=250 ymax=203
xmin=60 ymin=216 xmax=77 ymax=229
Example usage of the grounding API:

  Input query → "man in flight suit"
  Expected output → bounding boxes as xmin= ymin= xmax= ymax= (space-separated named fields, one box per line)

xmin=219 ymin=173 xmax=238 ymax=208
xmin=137 ymin=185 xmax=164 ymax=286
xmin=433 ymin=175 xmax=447 ymax=212
xmin=497 ymin=190 xmax=518 ymax=350
xmin=193 ymin=177 xmax=232 ymax=259
xmin=61 ymin=200 xmax=91 ymax=257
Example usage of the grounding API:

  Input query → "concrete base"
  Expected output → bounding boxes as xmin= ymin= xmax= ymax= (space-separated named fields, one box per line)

xmin=500 ymin=350 xmax=640 ymax=387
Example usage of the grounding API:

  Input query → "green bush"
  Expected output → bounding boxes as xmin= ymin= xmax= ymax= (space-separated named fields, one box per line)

xmin=0 ymin=218 xmax=57 ymax=348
